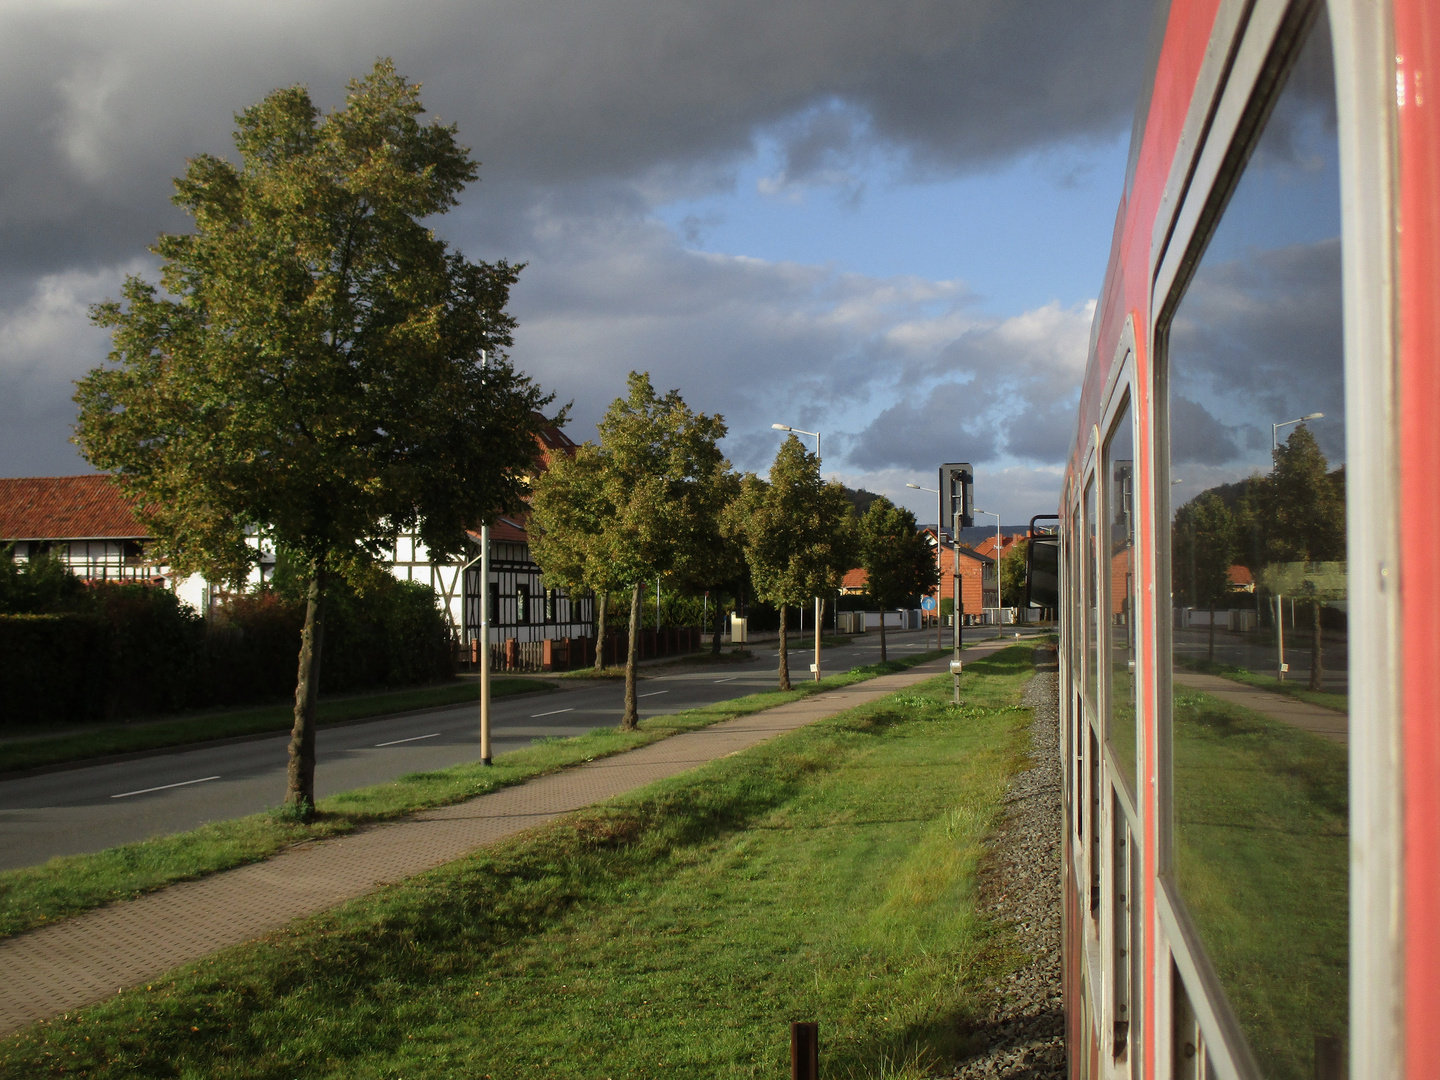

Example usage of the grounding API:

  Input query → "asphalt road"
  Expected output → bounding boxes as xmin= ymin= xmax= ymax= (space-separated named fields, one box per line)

xmin=0 ymin=627 xmax=1032 ymax=871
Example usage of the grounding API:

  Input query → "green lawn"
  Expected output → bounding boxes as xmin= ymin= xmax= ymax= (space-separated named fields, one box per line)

xmin=0 ymin=678 xmax=552 ymax=775
xmin=1172 ymin=684 xmax=1347 ymax=1080
xmin=0 ymin=646 xmax=1037 ymax=1080
xmin=1174 ymin=656 xmax=1348 ymax=713
xmin=0 ymin=653 xmax=945 ymax=942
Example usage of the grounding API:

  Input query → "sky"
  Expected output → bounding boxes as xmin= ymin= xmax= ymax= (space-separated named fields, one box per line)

xmin=0 ymin=0 xmax=1155 ymax=525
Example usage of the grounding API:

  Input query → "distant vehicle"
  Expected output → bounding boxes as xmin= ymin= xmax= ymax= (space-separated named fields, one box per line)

xmin=1047 ymin=0 xmax=1437 ymax=1077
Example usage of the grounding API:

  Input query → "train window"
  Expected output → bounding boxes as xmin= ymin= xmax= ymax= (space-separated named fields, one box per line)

xmin=1085 ymin=478 xmax=1098 ymax=715
xmin=1162 ymin=7 xmax=1347 ymax=1076
xmin=1105 ymin=400 xmax=1138 ymax=792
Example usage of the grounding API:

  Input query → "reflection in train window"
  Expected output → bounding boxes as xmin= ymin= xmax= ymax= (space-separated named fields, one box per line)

xmin=1163 ymin=8 xmax=1346 ymax=1077
xmin=1085 ymin=478 xmax=1098 ymax=714
xmin=1106 ymin=400 xmax=1137 ymax=792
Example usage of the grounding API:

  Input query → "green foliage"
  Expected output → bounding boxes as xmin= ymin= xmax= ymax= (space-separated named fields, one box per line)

xmin=726 ymin=436 xmax=855 ymax=609
xmin=74 ymin=58 xmax=550 ymax=585
xmin=0 ymin=557 xmax=452 ymax=726
xmin=532 ymin=372 xmax=730 ymax=593
xmin=857 ymin=496 xmax=939 ymax=609
xmin=1173 ymin=492 xmax=1237 ymax=608
xmin=999 ymin=538 xmax=1028 ymax=606
xmin=0 ymin=548 xmax=94 ymax=614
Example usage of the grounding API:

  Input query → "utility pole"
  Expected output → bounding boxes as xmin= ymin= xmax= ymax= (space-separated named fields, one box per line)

xmin=939 ymin=464 xmax=973 ymax=704
xmin=478 ymin=349 xmax=493 ymax=766
xmin=813 ymin=596 xmax=822 ymax=681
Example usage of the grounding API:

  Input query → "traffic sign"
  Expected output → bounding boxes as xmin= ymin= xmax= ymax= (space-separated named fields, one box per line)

xmin=921 ymin=596 xmax=937 ymax=610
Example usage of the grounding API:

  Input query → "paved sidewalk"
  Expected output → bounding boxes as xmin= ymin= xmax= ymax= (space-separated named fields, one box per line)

xmin=0 ymin=649 xmax=1009 ymax=1035
xmin=1172 ymin=669 xmax=1347 ymax=743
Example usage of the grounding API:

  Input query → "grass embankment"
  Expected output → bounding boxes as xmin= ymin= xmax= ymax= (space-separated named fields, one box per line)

xmin=1173 ymin=684 xmax=1347 ymax=1080
xmin=0 ymin=679 xmax=554 ymax=776
xmin=0 ymin=652 xmax=945 ymax=942
xmin=0 ymin=644 xmax=1037 ymax=1080
xmin=1175 ymin=657 xmax=1348 ymax=713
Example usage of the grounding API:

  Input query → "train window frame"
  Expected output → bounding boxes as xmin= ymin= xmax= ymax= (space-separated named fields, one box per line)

xmin=1144 ymin=1 xmax=1398 ymax=1076
xmin=1098 ymin=348 xmax=1141 ymax=808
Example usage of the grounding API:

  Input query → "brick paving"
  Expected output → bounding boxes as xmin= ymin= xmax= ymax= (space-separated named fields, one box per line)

xmin=0 ymin=649 xmax=1007 ymax=1036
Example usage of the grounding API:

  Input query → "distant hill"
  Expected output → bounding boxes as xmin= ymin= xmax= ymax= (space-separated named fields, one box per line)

xmin=839 ymin=485 xmax=886 ymax=516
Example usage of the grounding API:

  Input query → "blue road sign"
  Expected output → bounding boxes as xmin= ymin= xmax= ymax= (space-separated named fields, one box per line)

xmin=921 ymin=596 xmax=937 ymax=610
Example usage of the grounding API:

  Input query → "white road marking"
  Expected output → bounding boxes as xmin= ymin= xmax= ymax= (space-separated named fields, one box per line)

xmin=713 ymin=677 xmax=738 ymax=683
xmin=639 ymin=690 xmax=669 ymax=697
xmin=530 ymin=707 xmax=576 ymax=718
xmin=112 ymin=775 xmax=220 ymax=799
xmin=375 ymin=732 xmax=441 ymax=747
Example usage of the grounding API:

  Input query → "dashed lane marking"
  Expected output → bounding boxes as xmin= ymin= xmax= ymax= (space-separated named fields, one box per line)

xmin=375 ymin=733 xmax=441 ymax=747
xmin=112 ymin=776 xmax=220 ymax=799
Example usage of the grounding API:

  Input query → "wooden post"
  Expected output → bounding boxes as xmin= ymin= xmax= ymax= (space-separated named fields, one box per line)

xmin=790 ymin=1021 xmax=818 ymax=1080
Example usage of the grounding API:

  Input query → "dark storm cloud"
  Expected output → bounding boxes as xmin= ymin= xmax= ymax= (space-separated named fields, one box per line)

xmin=0 ymin=0 xmax=1149 ymax=279
xmin=1169 ymin=237 xmax=1345 ymax=465
xmin=0 ymin=0 xmax=1147 ymax=478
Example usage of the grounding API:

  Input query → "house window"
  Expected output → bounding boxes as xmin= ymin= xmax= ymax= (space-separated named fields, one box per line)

xmin=516 ymin=583 xmax=529 ymax=625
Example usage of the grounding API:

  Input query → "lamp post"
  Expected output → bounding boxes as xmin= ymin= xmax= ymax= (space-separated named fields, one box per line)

xmin=1272 ymin=412 xmax=1324 ymax=451
xmin=975 ymin=509 xmax=1001 ymax=619
xmin=773 ymin=423 xmax=824 ymax=681
xmin=477 ymin=350 xmax=494 ymax=766
xmin=907 ymin=482 xmax=944 ymax=650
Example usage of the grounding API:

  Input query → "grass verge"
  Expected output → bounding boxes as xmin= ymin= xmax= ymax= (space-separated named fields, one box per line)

xmin=0 ymin=644 xmax=1038 ymax=1080
xmin=0 ymin=652 xmax=946 ymax=942
xmin=1172 ymin=682 xmax=1346 ymax=1079
xmin=1175 ymin=657 xmax=1348 ymax=713
xmin=0 ymin=679 xmax=554 ymax=776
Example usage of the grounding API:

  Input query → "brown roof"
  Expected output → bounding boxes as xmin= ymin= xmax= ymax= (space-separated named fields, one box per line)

xmin=0 ymin=475 xmax=147 ymax=541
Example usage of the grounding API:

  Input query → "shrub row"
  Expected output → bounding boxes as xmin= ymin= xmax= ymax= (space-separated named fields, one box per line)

xmin=0 ymin=578 xmax=453 ymax=728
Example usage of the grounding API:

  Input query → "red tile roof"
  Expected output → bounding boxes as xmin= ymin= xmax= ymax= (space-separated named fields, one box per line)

xmin=841 ymin=567 xmax=868 ymax=591
xmin=0 ymin=475 xmax=147 ymax=541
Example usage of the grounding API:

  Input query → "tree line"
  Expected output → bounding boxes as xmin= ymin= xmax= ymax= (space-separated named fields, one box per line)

xmin=1171 ymin=424 xmax=1345 ymax=689
xmin=529 ymin=371 xmax=940 ymax=728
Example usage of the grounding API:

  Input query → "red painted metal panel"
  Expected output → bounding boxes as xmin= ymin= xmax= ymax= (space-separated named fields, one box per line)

xmin=1398 ymin=0 xmax=1440 ymax=1073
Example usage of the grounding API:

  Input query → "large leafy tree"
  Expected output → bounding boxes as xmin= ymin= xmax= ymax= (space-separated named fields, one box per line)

xmin=74 ymin=61 xmax=550 ymax=816
xmin=1245 ymin=425 xmax=1346 ymax=688
xmin=727 ymin=436 xmax=854 ymax=690
xmin=856 ymin=496 xmax=939 ymax=661
xmin=531 ymin=372 xmax=727 ymax=728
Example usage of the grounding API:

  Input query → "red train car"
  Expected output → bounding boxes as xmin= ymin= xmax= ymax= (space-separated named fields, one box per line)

xmin=1055 ymin=0 xmax=1438 ymax=1076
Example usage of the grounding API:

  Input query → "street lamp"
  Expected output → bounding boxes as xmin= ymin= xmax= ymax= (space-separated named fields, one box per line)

xmin=974 ymin=509 xmax=1001 ymax=617
xmin=1272 ymin=412 xmax=1324 ymax=450
xmin=907 ymin=482 xmax=944 ymax=650
xmin=774 ymin=422 xmax=823 ymax=680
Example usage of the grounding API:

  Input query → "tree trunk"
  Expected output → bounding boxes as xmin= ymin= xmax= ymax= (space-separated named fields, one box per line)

xmin=594 ymin=590 xmax=608 ymax=672
xmin=286 ymin=561 xmax=327 ymax=817
xmin=778 ymin=603 xmax=792 ymax=691
xmin=1207 ymin=604 xmax=1216 ymax=664
xmin=711 ymin=588 xmax=724 ymax=655
xmin=621 ymin=582 xmax=642 ymax=730
xmin=879 ymin=610 xmax=888 ymax=662
xmin=1309 ymin=599 xmax=1324 ymax=691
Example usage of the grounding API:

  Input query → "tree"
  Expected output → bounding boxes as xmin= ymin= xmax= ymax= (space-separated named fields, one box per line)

xmin=1176 ymin=492 xmax=1237 ymax=663
xmin=999 ymin=538 xmax=1028 ymax=607
xmin=529 ymin=444 xmax=623 ymax=672
xmin=531 ymin=372 xmax=727 ymax=728
xmin=856 ymin=497 xmax=939 ymax=661
xmin=669 ymin=469 xmax=745 ymax=656
xmin=74 ymin=61 xmax=550 ymax=817
xmin=727 ymin=436 xmax=854 ymax=690
xmin=1246 ymin=425 xmax=1345 ymax=689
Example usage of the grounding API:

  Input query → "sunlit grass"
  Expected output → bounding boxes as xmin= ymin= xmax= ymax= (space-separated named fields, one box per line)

xmin=0 ymin=646 xmax=1039 ymax=1080
xmin=0 ymin=653 xmax=945 ymax=941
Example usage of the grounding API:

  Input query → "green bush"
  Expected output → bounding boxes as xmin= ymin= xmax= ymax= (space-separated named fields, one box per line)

xmin=0 ymin=555 xmax=454 ymax=727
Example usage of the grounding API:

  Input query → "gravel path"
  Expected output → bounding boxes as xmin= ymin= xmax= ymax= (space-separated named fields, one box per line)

xmin=945 ymin=647 xmax=1065 ymax=1079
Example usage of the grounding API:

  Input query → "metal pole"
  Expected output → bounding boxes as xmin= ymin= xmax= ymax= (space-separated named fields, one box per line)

xmin=953 ymin=507 xmax=964 ymax=704
xmin=814 ymin=595 xmax=822 ymax=681
xmin=1276 ymin=592 xmax=1286 ymax=682
xmin=479 ymin=348 xmax=493 ymax=766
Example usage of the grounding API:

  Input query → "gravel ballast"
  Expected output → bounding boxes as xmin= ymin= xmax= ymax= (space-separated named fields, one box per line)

xmin=946 ymin=647 xmax=1065 ymax=1079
